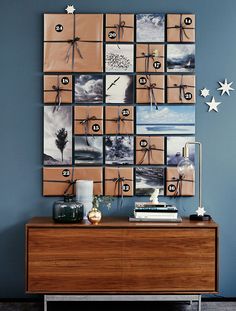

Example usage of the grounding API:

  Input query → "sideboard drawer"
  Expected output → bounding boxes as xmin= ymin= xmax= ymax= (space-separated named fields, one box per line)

xmin=26 ymin=220 xmax=218 ymax=294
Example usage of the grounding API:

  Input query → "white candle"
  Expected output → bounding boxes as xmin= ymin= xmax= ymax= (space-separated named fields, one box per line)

xmin=76 ymin=180 xmax=93 ymax=203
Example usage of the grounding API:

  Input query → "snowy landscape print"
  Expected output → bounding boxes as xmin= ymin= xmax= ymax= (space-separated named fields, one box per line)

xmin=136 ymin=14 xmax=165 ymax=42
xmin=136 ymin=167 xmax=164 ymax=196
xmin=106 ymin=44 xmax=134 ymax=72
xmin=167 ymin=44 xmax=195 ymax=72
xmin=106 ymin=75 xmax=133 ymax=103
xmin=105 ymin=136 xmax=134 ymax=165
xmin=136 ymin=106 xmax=195 ymax=135
xmin=44 ymin=106 xmax=72 ymax=165
xmin=74 ymin=75 xmax=103 ymax=103
xmin=167 ymin=136 xmax=195 ymax=165
xmin=74 ymin=136 xmax=103 ymax=165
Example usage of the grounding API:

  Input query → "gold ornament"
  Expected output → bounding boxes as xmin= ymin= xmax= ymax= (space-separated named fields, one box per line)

xmin=87 ymin=207 xmax=102 ymax=225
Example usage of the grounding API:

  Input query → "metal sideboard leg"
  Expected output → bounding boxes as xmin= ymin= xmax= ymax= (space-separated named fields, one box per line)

xmin=198 ymin=295 xmax=202 ymax=311
xmin=44 ymin=295 xmax=47 ymax=311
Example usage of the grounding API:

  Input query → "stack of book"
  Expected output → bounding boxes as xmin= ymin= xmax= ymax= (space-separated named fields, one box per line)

xmin=129 ymin=202 xmax=181 ymax=222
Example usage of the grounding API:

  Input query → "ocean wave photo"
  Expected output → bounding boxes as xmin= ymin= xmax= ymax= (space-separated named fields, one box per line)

xmin=74 ymin=74 xmax=103 ymax=103
xmin=105 ymin=136 xmax=134 ymax=165
xmin=74 ymin=136 xmax=103 ymax=165
xmin=136 ymin=167 xmax=164 ymax=196
xmin=167 ymin=44 xmax=195 ymax=73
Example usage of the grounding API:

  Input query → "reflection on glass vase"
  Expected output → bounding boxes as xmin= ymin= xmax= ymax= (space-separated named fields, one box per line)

xmin=87 ymin=196 xmax=102 ymax=225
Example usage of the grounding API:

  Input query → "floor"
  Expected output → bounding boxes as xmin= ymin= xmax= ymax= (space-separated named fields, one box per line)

xmin=0 ymin=301 xmax=236 ymax=311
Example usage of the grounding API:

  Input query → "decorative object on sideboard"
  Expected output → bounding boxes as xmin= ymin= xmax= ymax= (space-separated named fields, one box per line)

xmin=53 ymin=194 xmax=83 ymax=223
xmin=205 ymin=96 xmax=221 ymax=112
xmin=217 ymin=78 xmax=234 ymax=96
xmin=150 ymin=188 xmax=160 ymax=204
xmin=76 ymin=180 xmax=93 ymax=219
xmin=177 ymin=141 xmax=211 ymax=221
xmin=87 ymin=195 xmax=102 ymax=225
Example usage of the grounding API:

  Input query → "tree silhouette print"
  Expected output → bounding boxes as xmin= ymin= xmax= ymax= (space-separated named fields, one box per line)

xmin=55 ymin=128 xmax=68 ymax=162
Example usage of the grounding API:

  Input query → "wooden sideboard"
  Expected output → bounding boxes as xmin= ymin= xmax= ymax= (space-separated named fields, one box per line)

xmin=25 ymin=217 xmax=218 ymax=294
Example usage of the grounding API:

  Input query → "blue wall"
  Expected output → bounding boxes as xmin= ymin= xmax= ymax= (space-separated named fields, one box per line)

xmin=0 ymin=0 xmax=236 ymax=298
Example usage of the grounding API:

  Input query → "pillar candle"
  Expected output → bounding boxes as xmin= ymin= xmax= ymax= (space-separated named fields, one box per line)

xmin=76 ymin=180 xmax=93 ymax=203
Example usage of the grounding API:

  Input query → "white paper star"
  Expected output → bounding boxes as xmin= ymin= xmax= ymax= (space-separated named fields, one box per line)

xmin=205 ymin=97 xmax=221 ymax=112
xmin=217 ymin=79 xmax=234 ymax=96
xmin=196 ymin=207 xmax=206 ymax=217
xmin=65 ymin=5 xmax=75 ymax=14
xmin=200 ymin=88 xmax=210 ymax=98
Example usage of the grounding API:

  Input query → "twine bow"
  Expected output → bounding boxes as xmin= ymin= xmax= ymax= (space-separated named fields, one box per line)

xmin=145 ymin=81 xmax=158 ymax=110
xmin=168 ymin=14 xmax=194 ymax=42
xmin=167 ymin=174 xmax=194 ymax=197
xmin=65 ymin=36 xmax=83 ymax=63
xmin=79 ymin=115 xmax=97 ymax=145
xmin=64 ymin=168 xmax=76 ymax=196
xmin=137 ymin=143 xmax=164 ymax=165
xmin=113 ymin=172 xmax=126 ymax=208
xmin=114 ymin=16 xmax=126 ymax=41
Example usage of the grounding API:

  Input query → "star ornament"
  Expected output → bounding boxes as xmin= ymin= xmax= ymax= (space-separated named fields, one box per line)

xmin=196 ymin=207 xmax=206 ymax=217
xmin=206 ymin=97 xmax=221 ymax=112
xmin=65 ymin=5 xmax=76 ymax=14
xmin=200 ymin=88 xmax=210 ymax=98
xmin=217 ymin=79 xmax=234 ymax=96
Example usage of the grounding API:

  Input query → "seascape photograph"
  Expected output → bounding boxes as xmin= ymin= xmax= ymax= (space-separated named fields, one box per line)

xmin=105 ymin=136 xmax=134 ymax=165
xmin=106 ymin=75 xmax=133 ymax=103
xmin=44 ymin=106 xmax=72 ymax=165
xmin=135 ymin=167 xmax=164 ymax=196
xmin=105 ymin=44 xmax=134 ymax=72
xmin=74 ymin=136 xmax=103 ymax=165
xmin=136 ymin=14 xmax=165 ymax=42
xmin=136 ymin=106 xmax=195 ymax=135
xmin=167 ymin=44 xmax=195 ymax=72
xmin=167 ymin=136 xmax=195 ymax=165
xmin=74 ymin=74 xmax=103 ymax=103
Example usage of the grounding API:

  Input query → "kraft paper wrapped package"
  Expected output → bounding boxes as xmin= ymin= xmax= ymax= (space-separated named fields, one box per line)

xmin=106 ymin=14 xmax=134 ymax=42
xmin=105 ymin=167 xmax=133 ymax=196
xmin=44 ymin=14 xmax=103 ymax=72
xmin=44 ymin=75 xmax=72 ymax=104
xmin=167 ymin=75 xmax=196 ymax=104
xmin=136 ymin=74 xmax=165 ymax=105
xmin=166 ymin=167 xmax=195 ymax=197
xmin=74 ymin=106 xmax=103 ymax=135
xmin=136 ymin=136 xmax=165 ymax=165
xmin=167 ymin=14 xmax=195 ymax=42
xmin=43 ymin=167 xmax=103 ymax=196
xmin=136 ymin=44 xmax=165 ymax=73
xmin=105 ymin=106 xmax=134 ymax=134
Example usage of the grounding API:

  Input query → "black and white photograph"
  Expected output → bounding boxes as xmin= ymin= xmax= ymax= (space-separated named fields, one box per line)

xmin=106 ymin=75 xmax=133 ymax=103
xmin=74 ymin=74 xmax=103 ymax=103
xmin=105 ymin=44 xmax=134 ymax=72
xmin=135 ymin=167 xmax=164 ymax=196
xmin=167 ymin=44 xmax=195 ymax=72
xmin=44 ymin=106 xmax=72 ymax=165
xmin=136 ymin=105 xmax=195 ymax=135
xmin=105 ymin=136 xmax=134 ymax=165
xmin=167 ymin=136 xmax=195 ymax=165
xmin=74 ymin=136 xmax=103 ymax=165
xmin=136 ymin=14 xmax=165 ymax=42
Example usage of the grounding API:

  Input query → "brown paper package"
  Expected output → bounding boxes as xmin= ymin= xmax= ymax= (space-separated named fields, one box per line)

xmin=106 ymin=14 xmax=134 ymax=42
xmin=136 ymin=44 xmax=165 ymax=73
xmin=43 ymin=167 xmax=103 ymax=196
xmin=44 ymin=14 xmax=103 ymax=72
xmin=136 ymin=75 xmax=165 ymax=104
xmin=167 ymin=14 xmax=195 ymax=42
xmin=105 ymin=106 xmax=134 ymax=134
xmin=167 ymin=75 xmax=195 ymax=104
xmin=136 ymin=136 xmax=165 ymax=165
xmin=44 ymin=75 xmax=72 ymax=104
xmin=74 ymin=106 xmax=103 ymax=135
xmin=105 ymin=167 xmax=133 ymax=196
xmin=166 ymin=167 xmax=195 ymax=197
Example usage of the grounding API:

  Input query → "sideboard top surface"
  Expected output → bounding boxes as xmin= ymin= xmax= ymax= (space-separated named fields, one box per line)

xmin=26 ymin=217 xmax=218 ymax=229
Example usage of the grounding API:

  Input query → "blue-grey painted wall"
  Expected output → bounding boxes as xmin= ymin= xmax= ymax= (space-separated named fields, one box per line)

xmin=0 ymin=0 xmax=236 ymax=298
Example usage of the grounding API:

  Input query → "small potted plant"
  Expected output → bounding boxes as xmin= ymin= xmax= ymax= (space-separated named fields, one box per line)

xmin=87 ymin=195 xmax=113 ymax=225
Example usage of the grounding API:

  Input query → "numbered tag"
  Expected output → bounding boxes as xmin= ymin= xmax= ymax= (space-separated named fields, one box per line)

xmin=108 ymin=31 xmax=117 ymax=39
xmin=184 ymin=92 xmax=192 ymax=100
xmin=92 ymin=124 xmax=100 ymax=132
xmin=122 ymin=108 xmax=130 ymax=117
xmin=139 ymin=77 xmax=147 ymax=85
xmin=184 ymin=17 xmax=192 ymax=25
xmin=140 ymin=139 xmax=148 ymax=148
xmin=55 ymin=24 xmax=63 ymax=32
xmin=122 ymin=184 xmax=130 ymax=192
xmin=153 ymin=61 xmax=161 ymax=69
xmin=61 ymin=77 xmax=69 ymax=85
xmin=62 ymin=169 xmax=70 ymax=177
xmin=168 ymin=184 xmax=176 ymax=193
